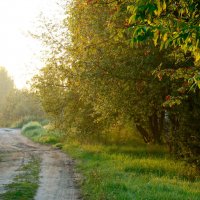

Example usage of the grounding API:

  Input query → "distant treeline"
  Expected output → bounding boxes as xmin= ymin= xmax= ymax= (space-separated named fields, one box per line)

xmin=0 ymin=67 xmax=45 ymax=128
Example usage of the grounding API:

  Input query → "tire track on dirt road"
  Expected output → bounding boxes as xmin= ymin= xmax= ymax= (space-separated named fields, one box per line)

xmin=0 ymin=128 xmax=81 ymax=200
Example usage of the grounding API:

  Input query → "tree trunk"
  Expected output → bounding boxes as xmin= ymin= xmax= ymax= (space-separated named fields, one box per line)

xmin=136 ymin=124 xmax=151 ymax=143
xmin=149 ymin=111 xmax=164 ymax=144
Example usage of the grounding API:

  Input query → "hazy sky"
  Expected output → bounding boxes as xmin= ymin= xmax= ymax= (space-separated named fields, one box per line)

xmin=0 ymin=0 xmax=63 ymax=88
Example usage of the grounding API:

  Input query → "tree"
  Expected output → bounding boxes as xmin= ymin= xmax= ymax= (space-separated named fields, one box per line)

xmin=33 ymin=0 xmax=172 ymax=144
xmin=123 ymin=0 xmax=200 ymax=165
xmin=0 ymin=66 xmax=14 ymax=107
xmin=0 ymin=67 xmax=15 ymax=126
xmin=0 ymin=89 xmax=45 ymax=127
xmin=125 ymin=0 xmax=200 ymax=89
xmin=33 ymin=0 xmax=200 ymax=165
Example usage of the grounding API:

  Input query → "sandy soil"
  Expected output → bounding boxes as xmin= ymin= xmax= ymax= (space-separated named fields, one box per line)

xmin=0 ymin=128 xmax=81 ymax=200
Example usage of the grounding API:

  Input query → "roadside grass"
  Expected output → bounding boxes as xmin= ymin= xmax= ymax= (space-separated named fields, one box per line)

xmin=63 ymin=142 xmax=200 ymax=200
xmin=22 ymin=122 xmax=200 ymax=200
xmin=22 ymin=121 xmax=61 ymax=145
xmin=12 ymin=116 xmax=48 ymax=128
xmin=0 ymin=156 xmax=40 ymax=200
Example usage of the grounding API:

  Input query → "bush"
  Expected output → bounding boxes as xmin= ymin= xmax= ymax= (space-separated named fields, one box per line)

xmin=22 ymin=121 xmax=42 ymax=133
xmin=22 ymin=121 xmax=61 ymax=145
xmin=12 ymin=116 xmax=47 ymax=128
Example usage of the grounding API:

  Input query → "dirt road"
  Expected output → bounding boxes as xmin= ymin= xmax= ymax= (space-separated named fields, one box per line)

xmin=0 ymin=128 xmax=80 ymax=200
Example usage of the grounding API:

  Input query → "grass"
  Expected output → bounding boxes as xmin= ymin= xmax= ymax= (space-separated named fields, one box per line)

xmin=12 ymin=116 xmax=48 ymax=128
xmin=63 ymin=143 xmax=200 ymax=200
xmin=22 ymin=122 xmax=200 ymax=200
xmin=0 ymin=156 xmax=40 ymax=200
xmin=22 ymin=121 xmax=61 ymax=145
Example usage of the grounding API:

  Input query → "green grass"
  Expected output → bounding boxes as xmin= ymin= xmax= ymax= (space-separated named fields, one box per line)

xmin=22 ymin=122 xmax=200 ymax=200
xmin=11 ymin=116 xmax=48 ymax=128
xmin=63 ymin=143 xmax=200 ymax=200
xmin=0 ymin=156 xmax=40 ymax=200
xmin=22 ymin=121 xmax=61 ymax=145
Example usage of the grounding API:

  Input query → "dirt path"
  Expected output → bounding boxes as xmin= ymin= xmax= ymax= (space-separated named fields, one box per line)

xmin=0 ymin=128 xmax=80 ymax=200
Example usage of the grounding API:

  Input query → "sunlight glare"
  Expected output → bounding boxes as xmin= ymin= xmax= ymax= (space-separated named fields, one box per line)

xmin=0 ymin=0 xmax=62 ymax=89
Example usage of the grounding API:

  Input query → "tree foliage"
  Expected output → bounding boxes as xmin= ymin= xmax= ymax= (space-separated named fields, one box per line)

xmin=0 ymin=66 xmax=14 ymax=108
xmin=0 ymin=89 xmax=45 ymax=127
xmin=33 ymin=0 xmax=200 ymax=166
xmin=0 ymin=67 xmax=45 ymax=127
xmin=126 ymin=0 xmax=200 ymax=89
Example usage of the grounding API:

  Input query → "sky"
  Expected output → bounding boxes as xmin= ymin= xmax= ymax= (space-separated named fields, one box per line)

xmin=0 ymin=0 xmax=64 ymax=89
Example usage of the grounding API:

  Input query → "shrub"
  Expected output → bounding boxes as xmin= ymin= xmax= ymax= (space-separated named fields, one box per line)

xmin=22 ymin=121 xmax=42 ymax=133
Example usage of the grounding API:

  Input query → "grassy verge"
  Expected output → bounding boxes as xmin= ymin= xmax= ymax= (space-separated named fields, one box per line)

xmin=0 ymin=156 xmax=40 ymax=200
xmin=12 ymin=116 xmax=48 ymax=129
xmin=22 ymin=121 xmax=61 ymax=145
xmin=63 ymin=143 xmax=199 ymax=200
xmin=22 ymin=122 xmax=200 ymax=200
